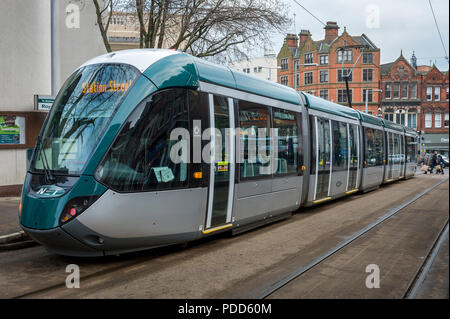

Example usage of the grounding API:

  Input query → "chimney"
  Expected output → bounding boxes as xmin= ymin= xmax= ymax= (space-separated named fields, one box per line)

xmin=324 ymin=21 xmax=339 ymax=43
xmin=284 ymin=33 xmax=298 ymax=48
xmin=299 ymin=30 xmax=311 ymax=46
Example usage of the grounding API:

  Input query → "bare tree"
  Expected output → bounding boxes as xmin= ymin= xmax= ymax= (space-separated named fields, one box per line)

xmin=94 ymin=0 xmax=290 ymax=60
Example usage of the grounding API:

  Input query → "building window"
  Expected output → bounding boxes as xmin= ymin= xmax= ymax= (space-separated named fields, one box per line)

xmin=338 ymin=69 xmax=352 ymax=82
xmin=295 ymin=73 xmax=300 ymax=87
xmin=337 ymin=49 xmax=353 ymax=62
xmin=319 ymin=90 xmax=329 ymax=100
xmin=425 ymin=112 xmax=432 ymax=128
xmin=426 ymin=87 xmax=433 ymax=100
xmin=385 ymin=83 xmax=391 ymax=99
xmin=319 ymin=55 xmax=329 ymax=65
xmin=435 ymin=112 xmax=442 ymax=128
xmin=407 ymin=113 xmax=417 ymax=128
xmin=384 ymin=113 xmax=394 ymax=122
xmin=434 ymin=87 xmax=440 ymax=101
xmin=363 ymin=69 xmax=373 ymax=82
xmin=304 ymin=72 xmax=313 ymax=85
xmin=446 ymin=87 xmax=449 ymax=100
xmin=395 ymin=111 xmax=405 ymax=125
xmin=320 ymin=70 xmax=329 ymax=83
xmin=280 ymin=76 xmax=288 ymax=86
xmin=338 ymin=89 xmax=352 ymax=103
xmin=294 ymin=60 xmax=300 ymax=71
xmin=363 ymin=89 xmax=373 ymax=103
xmin=363 ymin=53 xmax=373 ymax=64
xmin=304 ymin=53 xmax=314 ymax=64
xmin=280 ymin=58 xmax=288 ymax=71
xmin=402 ymin=82 xmax=408 ymax=99
xmin=410 ymin=83 xmax=417 ymax=99
xmin=393 ymin=82 xmax=400 ymax=99
xmin=254 ymin=67 xmax=257 ymax=73
xmin=445 ymin=112 xmax=449 ymax=128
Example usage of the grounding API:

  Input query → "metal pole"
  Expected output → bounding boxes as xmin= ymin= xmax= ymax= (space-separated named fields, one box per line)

xmin=345 ymin=75 xmax=352 ymax=108
xmin=51 ymin=0 xmax=56 ymax=96
xmin=365 ymin=89 xmax=369 ymax=113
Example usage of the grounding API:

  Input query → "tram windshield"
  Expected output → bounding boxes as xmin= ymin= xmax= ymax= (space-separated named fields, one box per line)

xmin=31 ymin=63 xmax=140 ymax=175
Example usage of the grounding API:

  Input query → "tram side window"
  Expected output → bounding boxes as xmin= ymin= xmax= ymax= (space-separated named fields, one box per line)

xmin=406 ymin=136 xmax=416 ymax=163
xmin=332 ymin=121 xmax=348 ymax=171
xmin=238 ymin=101 xmax=271 ymax=179
xmin=364 ymin=127 xmax=384 ymax=166
xmin=273 ymin=108 xmax=299 ymax=175
xmin=95 ymin=88 xmax=189 ymax=192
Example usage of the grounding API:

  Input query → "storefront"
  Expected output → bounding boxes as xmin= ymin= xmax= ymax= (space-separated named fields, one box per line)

xmin=421 ymin=133 xmax=449 ymax=157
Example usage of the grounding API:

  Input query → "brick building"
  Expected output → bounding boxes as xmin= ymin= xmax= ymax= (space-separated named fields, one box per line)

xmin=419 ymin=64 xmax=449 ymax=155
xmin=380 ymin=52 xmax=449 ymax=155
xmin=277 ymin=21 xmax=381 ymax=114
xmin=380 ymin=52 xmax=422 ymax=130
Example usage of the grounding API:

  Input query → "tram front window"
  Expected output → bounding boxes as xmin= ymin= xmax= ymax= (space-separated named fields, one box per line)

xmin=95 ymin=88 xmax=190 ymax=192
xmin=31 ymin=63 xmax=140 ymax=175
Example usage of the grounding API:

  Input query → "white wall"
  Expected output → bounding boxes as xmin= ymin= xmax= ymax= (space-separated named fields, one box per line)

xmin=228 ymin=55 xmax=278 ymax=82
xmin=0 ymin=0 xmax=106 ymax=187
xmin=0 ymin=0 xmax=51 ymax=112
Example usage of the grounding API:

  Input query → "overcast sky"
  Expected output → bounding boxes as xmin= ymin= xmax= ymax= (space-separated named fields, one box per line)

xmin=263 ymin=0 xmax=449 ymax=70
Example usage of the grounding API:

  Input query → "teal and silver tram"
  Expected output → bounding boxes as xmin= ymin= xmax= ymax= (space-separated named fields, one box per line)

xmin=19 ymin=49 xmax=419 ymax=256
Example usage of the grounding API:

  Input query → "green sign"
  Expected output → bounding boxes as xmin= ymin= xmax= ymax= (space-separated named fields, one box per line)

xmin=34 ymin=95 xmax=55 ymax=111
xmin=0 ymin=115 xmax=23 ymax=144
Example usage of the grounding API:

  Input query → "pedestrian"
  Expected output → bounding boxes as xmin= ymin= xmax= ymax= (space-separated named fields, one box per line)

xmin=431 ymin=152 xmax=438 ymax=174
xmin=436 ymin=154 xmax=445 ymax=175
xmin=423 ymin=153 xmax=430 ymax=174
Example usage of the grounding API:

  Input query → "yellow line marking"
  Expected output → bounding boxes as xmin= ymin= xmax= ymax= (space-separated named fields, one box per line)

xmin=345 ymin=189 xmax=359 ymax=194
xmin=312 ymin=197 xmax=332 ymax=204
xmin=202 ymin=223 xmax=233 ymax=234
xmin=385 ymin=179 xmax=394 ymax=183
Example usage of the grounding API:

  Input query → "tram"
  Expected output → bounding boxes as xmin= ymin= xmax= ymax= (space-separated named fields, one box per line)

xmin=19 ymin=49 xmax=419 ymax=256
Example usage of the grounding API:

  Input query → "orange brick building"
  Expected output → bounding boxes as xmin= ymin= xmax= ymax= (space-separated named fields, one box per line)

xmin=277 ymin=22 xmax=381 ymax=114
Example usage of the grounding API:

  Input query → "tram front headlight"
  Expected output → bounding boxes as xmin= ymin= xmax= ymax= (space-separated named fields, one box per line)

xmin=59 ymin=196 xmax=100 ymax=225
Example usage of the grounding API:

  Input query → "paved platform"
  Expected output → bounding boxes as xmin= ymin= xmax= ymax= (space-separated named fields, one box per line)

xmin=0 ymin=197 xmax=21 ymax=236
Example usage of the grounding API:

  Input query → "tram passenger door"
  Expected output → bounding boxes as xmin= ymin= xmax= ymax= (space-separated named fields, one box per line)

xmin=204 ymin=94 xmax=235 ymax=232
xmin=314 ymin=117 xmax=331 ymax=201
xmin=347 ymin=124 xmax=359 ymax=191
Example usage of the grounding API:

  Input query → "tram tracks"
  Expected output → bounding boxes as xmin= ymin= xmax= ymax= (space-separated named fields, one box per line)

xmin=257 ymin=177 xmax=449 ymax=299
xmin=3 ymin=176 xmax=448 ymax=299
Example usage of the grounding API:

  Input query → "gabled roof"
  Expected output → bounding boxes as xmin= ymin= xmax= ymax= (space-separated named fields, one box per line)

xmin=380 ymin=53 xmax=417 ymax=76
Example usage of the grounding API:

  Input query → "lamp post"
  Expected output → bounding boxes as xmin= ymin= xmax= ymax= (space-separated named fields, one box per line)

xmin=365 ymin=89 xmax=383 ymax=114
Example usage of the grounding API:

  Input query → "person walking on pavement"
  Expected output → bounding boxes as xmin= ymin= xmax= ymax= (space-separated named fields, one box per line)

xmin=423 ymin=153 xmax=431 ymax=174
xmin=430 ymin=152 xmax=438 ymax=174
xmin=436 ymin=154 xmax=445 ymax=175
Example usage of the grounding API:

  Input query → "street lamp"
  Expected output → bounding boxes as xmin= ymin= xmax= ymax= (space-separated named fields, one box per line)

xmin=365 ymin=89 xmax=383 ymax=114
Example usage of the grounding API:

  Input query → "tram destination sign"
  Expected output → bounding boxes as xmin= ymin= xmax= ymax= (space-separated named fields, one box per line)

xmin=34 ymin=95 xmax=55 ymax=111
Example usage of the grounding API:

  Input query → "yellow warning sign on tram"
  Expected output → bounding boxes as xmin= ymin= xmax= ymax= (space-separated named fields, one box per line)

xmin=217 ymin=161 xmax=229 ymax=172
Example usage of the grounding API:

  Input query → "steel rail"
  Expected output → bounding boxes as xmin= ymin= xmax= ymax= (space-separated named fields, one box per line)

xmin=259 ymin=177 xmax=449 ymax=299
xmin=404 ymin=221 xmax=449 ymax=299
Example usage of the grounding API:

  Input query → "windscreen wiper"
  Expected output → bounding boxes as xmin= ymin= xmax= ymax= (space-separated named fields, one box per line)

xmin=35 ymin=135 xmax=56 ymax=184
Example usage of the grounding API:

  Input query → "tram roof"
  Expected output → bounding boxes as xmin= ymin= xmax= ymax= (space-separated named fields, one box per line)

xmin=92 ymin=49 xmax=303 ymax=105
xmin=301 ymin=92 xmax=360 ymax=120
xmin=382 ymin=119 xmax=404 ymax=132
xmin=403 ymin=126 xmax=418 ymax=135
xmin=358 ymin=111 xmax=384 ymax=127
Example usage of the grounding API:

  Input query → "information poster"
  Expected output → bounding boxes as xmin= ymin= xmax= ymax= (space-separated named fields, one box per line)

xmin=0 ymin=115 xmax=25 ymax=144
